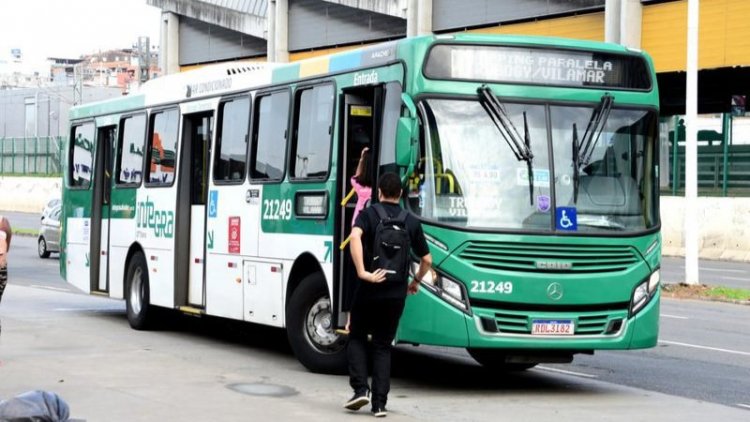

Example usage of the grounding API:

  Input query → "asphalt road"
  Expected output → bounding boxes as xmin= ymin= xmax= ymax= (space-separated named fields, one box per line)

xmin=1 ymin=210 xmax=43 ymax=235
xmin=405 ymin=295 xmax=750 ymax=410
xmin=661 ymin=256 xmax=750 ymax=289
xmin=2 ymin=284 xmax=748 ymax=421
xmin=2 ymin=236 xmax=749 ymax=417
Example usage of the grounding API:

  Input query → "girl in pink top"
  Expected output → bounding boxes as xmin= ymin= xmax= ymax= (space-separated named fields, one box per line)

xmin=339 ymin=147 xmax=371 ymax=335
xmin=350 ymin=147 xmax=372 ymax=226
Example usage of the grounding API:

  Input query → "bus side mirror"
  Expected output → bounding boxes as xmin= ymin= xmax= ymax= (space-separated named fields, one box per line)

xmin=396 ymin=93 xmax=419 ymax=172
xmin=396 ymin=116 xmax=417 ymax=168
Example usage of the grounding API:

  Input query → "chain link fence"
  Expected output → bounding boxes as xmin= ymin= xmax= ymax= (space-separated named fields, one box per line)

xmin=0 ymin=137 xmax=66 ymax=176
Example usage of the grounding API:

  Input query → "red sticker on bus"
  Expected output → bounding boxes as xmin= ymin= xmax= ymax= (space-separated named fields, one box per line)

xmin=228 ymin=216 xmax=241 ymax=254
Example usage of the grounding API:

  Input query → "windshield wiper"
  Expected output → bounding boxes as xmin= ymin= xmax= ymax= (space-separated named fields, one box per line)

xmin=478 ymin=85 xmax=535 ymax=204
xmin=578 ymin=94 xmax=614 ymax=167
xmin=573 ymin=94 xmax=614 ymax=203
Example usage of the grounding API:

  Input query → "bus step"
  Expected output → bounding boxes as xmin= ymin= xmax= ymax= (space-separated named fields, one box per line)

xmin=90 ymin=291 xmax=109 ymax=297
xmin=178 ymin=306 xmax=205 ymax=316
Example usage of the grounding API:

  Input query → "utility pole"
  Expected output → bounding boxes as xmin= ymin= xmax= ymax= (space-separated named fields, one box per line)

xmin=73 ymin=63 xmax=83 ymax=105
xmin=137 ymin=36 xmax=151 ymax=84
xmin=684 ymin=0 xmax=699 ymax=285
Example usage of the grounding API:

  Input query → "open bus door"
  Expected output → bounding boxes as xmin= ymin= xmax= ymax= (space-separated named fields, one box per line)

xmin=334 ymin=81 xmax=402 ymax=329
xmin=90 ymin=125 xmax=116 ymax=294
xmin=175 ymin=112 xmax=213 ymax=310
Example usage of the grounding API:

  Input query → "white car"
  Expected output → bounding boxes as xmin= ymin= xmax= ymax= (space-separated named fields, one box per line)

xmin=41 ymin=198 xmax=61 ymax=221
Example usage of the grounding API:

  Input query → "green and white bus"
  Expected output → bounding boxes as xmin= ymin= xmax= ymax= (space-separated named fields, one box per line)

xmin=61 ymin=34 xmax=661 ymax=373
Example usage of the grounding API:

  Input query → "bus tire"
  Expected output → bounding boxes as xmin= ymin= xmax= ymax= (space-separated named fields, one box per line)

xmin=286 ymin=274 xmax=348 ymax=374
xmin=466 ymin=348 xmax=538 ymax=371
xmin=125 ymin=251 xmax=153 ymax=330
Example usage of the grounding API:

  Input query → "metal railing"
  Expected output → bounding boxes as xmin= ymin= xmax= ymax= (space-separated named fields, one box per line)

xmin=668 ymin=144 xmax=750 ymax=195
xmin=665 ymin=113 xmax=750 ymax=197
xmin=0 ymin=137 xmax=66 ymax=176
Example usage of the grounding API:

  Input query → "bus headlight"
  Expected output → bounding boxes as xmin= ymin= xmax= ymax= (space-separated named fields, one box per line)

xmin=410 ymin=262 xmax=470 ymax=314
xmin=631 ymin=269 xmax=660 ymax=315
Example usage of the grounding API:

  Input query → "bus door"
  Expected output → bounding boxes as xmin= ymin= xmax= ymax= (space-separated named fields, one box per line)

xmin=177 ymin=112 xmax=213 ymax=307
xmin=90 ymin=125 xmax=116 ymax=293
xmin=335 ymin=85 xmax=383 ymax=326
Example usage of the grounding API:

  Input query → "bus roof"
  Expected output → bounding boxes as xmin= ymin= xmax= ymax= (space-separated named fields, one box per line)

xmin=70 ymin=34 xmax=651 ymax=120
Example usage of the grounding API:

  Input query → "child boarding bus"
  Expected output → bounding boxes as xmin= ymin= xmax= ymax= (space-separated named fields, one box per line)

xmin=61 ymin=34 xmax=661 ymax=373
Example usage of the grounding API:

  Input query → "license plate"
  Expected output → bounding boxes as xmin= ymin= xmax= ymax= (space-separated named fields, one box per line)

xmin=531 ymin=319 xmax=575 ymax=335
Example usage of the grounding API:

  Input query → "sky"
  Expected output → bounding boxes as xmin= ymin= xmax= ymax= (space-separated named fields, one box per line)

xmin=0 ymin=0 xmax=162 ymax=67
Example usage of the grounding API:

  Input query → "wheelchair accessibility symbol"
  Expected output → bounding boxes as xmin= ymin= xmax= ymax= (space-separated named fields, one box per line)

xmin=555 ymin=207 xmax=577 ymax=231
xmin=208 ymin=191 xmax=218 ymax=218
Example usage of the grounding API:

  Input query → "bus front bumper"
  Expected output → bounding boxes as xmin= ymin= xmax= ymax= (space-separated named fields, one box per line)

xmin=398 ymin=288 xmax=660 ymax=351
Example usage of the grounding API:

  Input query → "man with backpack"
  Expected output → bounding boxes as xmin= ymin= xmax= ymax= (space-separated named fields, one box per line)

xmin=343 ymin=172 xmax=433 ymax=418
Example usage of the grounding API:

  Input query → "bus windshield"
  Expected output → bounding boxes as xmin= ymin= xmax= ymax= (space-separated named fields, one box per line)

xmin=408 ymin=98 xmax=658 ymax=233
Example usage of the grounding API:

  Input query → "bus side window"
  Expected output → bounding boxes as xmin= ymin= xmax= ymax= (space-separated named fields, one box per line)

xmin=116 ymin=114 xmax=146 ymax=186
xmin=214 ymin=97 xmax=250 ymax=183
xmin=251 ymin=91 xmax=290 ymax=181
xmin=69 ymin=123 xmax=95 ymax=188
xmin=291 ymin=84 xmax=334 ymax=180
xmin=146 ymin=109 xmax=179 ymax=186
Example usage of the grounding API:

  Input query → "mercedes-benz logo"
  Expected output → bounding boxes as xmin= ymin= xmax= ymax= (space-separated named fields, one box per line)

xmin=547 ymin=282 xmax=564 ymax=301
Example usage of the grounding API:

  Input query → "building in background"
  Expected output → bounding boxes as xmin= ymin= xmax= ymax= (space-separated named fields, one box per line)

xmin=0 ymin=39 xmax=161 ymax=140
xmin=147 ymin=0 xmax=750 ymax=196
xmin=147 ymin=0 xmax=750 ymax=117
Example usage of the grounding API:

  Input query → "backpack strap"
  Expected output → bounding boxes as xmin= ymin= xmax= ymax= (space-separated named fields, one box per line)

xmin=393 ymin=209 xmax=408 ymax=224
xmin=372 ymin=203 xmax=389 ymax=222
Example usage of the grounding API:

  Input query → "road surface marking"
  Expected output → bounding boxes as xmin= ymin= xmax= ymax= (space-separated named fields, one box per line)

xmin=536 ymin=366 xmax=597 ymax=379
xmin=660 ymin=340 xmax=750 ymax=357
xmin=53 ymin=307 xmax=120 ymax=312
xmin=30 ymin=285 xmax=69 ymax=292
xmin=723 ymin=276 xmax=750 ymax=282
xmin=736 ymin=404 xmax=750 ymax=410
xmin=661 ymin=314 xmax=689 ymax=319
xmin=702 ymin=267 xmax=746 ymax=274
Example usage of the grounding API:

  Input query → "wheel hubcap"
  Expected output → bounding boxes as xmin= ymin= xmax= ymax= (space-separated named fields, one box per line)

xmin=305 ymin=296 xmax=345 ymax=353
xmin=38 ymin=239 xmax=45 ymax=255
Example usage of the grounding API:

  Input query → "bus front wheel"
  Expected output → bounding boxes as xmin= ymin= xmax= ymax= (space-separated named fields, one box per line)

xmin=126 ymin=251 xmax=153 ymax=330
xmin=466 ymin=348 xmax=538 ymax=371
xmin=286 ymin=274 xmax=348 ymax=374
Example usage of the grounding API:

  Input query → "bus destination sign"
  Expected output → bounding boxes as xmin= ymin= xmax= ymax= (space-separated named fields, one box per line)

xmin=425 ymin=44 xmax=651 ymax=90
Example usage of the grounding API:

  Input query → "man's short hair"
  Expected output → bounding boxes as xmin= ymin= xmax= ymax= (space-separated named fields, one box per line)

xmin=378 ymin=172 xmax=402 ymax=199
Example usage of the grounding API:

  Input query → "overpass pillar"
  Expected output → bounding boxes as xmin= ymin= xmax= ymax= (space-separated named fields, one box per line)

xmin=417 ymin=0 xmax=433 ymax=36
xmin=605 ymin=0 xmax=621 ymax=43
xmin=273 ymin=0 xmax=289 ymax=63
xmin=605 ymin=0 xmax=642 ymax=48
xmin=620 ymin=0 xmax=643 ymax=49
xmin=406 ymin=0 xmax=418 ymax=37
xmin=160 ymin=12 xmax=180 ymax=75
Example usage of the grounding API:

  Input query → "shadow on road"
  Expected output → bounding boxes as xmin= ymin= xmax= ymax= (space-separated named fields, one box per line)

xmin=84 ymin=306 xmax=599 ymax=395
xmin=391 ymin=347 xmax=598 ymax=394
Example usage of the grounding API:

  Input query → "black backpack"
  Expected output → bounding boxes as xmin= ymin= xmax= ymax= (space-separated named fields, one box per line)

xmin=371 ymin=203 xmax=411 ymax=282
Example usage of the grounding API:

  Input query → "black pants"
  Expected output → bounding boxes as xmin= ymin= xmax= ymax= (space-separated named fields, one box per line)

xmin=0 ymin=264 xmax=6 ymax=336
xmin=0 ymin=264 xmax=6 ymax=304
xmin=347 ymin=297 xmax=405 ymax=408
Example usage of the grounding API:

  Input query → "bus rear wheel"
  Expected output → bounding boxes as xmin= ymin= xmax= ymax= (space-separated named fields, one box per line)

xmin=126 ymin=251 xmax=153 ymax=330
xmin=466 ymin=348 xmax=538 ymax=371
xmin=286 ymin=274 xmax=348 ymax=374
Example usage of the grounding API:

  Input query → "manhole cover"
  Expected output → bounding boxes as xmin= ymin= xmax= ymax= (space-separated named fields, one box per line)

xmin=228 ymin=383 xmax=298 ymax=397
